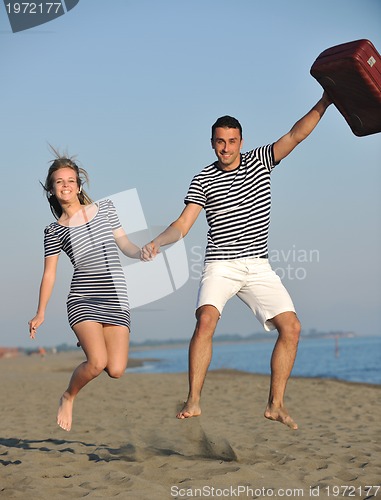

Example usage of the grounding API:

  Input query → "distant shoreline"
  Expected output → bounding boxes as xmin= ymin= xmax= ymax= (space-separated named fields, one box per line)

xmin=0 ymin=330 xmax=364 ymax=358
xmin=130 ymin=331 xmax=358 ymax=352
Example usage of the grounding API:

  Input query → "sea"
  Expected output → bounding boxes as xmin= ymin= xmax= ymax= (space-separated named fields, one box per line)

xmin=129 ymin=335 xmax=381 ymax=385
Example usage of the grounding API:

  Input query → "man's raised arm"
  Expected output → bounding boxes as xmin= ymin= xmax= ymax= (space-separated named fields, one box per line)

xmin=273 ymin=91 xmax=332 ymax=163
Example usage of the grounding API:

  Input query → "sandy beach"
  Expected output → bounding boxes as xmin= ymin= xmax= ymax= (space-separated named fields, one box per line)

xmin=0 ymin=350 xmax=380 ymax=500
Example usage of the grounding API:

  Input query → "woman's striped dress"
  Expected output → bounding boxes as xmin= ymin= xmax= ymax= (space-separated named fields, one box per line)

xmin=44 ymin=199 xmax=130 ymax=329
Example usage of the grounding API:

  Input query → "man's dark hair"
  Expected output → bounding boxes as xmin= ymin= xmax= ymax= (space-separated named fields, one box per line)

xmin=211 ymin=115 xmax=242 ymax=140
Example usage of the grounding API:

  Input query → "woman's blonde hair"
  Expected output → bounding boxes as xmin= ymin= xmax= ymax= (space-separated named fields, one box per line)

xmin=42 ymin=147 xmax=92 ymax=219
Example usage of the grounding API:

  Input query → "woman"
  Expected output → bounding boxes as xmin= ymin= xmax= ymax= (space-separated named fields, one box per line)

xmin=28 ymin=152 xmax=141 ymax=432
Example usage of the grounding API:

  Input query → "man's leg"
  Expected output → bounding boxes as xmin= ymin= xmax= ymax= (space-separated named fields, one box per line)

xmin=264 ymin=311 xmax=301 ymax=429
xmin=176 ymin=305 xmax=220 ymax=419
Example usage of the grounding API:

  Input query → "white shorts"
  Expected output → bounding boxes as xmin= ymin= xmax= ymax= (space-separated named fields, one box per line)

xmin=196 ymin=258 xmax=296 ymax=331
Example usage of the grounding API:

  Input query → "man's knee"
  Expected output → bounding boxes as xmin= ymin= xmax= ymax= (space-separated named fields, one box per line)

xmin=274 ymin=313 xmax=301 ymax=343
xmin=195 ymin=305 xmax=220 ymax=337
xmin=290 ymin=316 xmax=301 ymax=342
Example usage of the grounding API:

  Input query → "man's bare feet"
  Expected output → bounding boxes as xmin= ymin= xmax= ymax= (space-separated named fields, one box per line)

xmin=264 ymin=404 xmax=298 ymax=430
xmin=57 ymin=392 xmax=74 ymax=431
xmin=176 ymin=400 xmax=202 ymax=419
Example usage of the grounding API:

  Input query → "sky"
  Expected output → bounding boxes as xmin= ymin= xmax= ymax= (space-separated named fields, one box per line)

xmin=1 ymin=0 xmax=380 ymax=348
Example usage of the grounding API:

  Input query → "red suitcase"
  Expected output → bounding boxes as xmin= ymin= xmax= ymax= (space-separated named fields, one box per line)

xmin=310 ymin=39 xmax=381 ymax=136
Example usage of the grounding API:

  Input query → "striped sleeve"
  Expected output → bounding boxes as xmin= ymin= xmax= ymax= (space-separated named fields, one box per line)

xmin=105 ymin=199 xmax=122 ymax=230
xmin=184 ymin=175 xmax=206 ymax=207
xmin=44 ymin=224 xmax=62 ymax=257
xmin=248 ymin=144 xmax=278 ymax=171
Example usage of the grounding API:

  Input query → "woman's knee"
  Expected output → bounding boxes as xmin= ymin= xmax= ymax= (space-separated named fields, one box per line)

xmin=105 ymin=364 xmax=126 ymax=379
xmin=86 ymin=358 xmax=108 ymax=377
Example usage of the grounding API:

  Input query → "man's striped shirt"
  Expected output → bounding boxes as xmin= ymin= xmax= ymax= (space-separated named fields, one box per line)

xmin=184 ymin=145 xmax=277 ymax=262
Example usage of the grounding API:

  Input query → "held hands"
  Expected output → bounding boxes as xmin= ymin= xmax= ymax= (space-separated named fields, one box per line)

xmin=141 ymin=240 xmax=161 ymax=261
xmin=141 ymin=224 xmax=183 ymax=261
xmin=28 ymin=314 xmax=44 ymax=340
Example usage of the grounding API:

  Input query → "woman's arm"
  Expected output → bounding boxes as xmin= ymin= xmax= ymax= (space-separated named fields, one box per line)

xmin=28 ymin=254 xmax=59 ymax=339
xmin=113 ymin=227 xmax=141 ymax=259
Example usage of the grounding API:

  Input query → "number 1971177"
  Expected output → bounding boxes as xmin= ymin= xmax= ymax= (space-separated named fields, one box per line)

xmin=5 ymin=3 xmax=63 ymax=14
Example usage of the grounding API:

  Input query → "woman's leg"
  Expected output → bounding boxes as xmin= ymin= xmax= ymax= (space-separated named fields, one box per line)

xmin=102 ymin=324 xmax=130 ymax=378
xmin=57 ymin=321 xmax=108 ymax=431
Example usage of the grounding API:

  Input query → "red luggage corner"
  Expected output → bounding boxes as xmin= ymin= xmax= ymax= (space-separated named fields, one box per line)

xmin=310 ymin=39 xmax=381 ymax=137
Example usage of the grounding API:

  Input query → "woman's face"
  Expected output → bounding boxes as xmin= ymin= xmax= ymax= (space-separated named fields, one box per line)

xmin=51 ymin=167 xmax=80 ymax=204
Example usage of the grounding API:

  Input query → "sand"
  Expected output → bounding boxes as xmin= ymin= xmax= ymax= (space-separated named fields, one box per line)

xmin=0 ymin=350 xmax=380 ymax=499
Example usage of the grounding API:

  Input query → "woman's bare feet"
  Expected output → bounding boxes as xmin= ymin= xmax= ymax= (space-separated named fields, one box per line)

xmin=57 ymin=392 xmax=74 ymax=431
xmin=264 ymin=403 xmax=298 ymax=430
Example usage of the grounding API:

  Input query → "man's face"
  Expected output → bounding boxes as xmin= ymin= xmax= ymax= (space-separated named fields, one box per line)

xmin=211 ymin=127 xmax=243 ymax=171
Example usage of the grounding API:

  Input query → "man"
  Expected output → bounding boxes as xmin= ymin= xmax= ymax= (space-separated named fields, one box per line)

xmin=142 ymin=92 xmax=332 ymax=429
